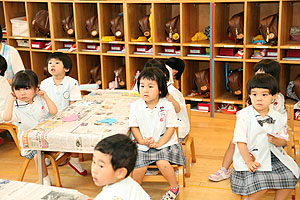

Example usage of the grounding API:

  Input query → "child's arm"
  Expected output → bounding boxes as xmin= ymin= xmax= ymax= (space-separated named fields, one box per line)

xmin=2 ymin=93 xmax=16 ymax=121
xmin=166 ymin=93 xmax=180 ymax=113
xmin=131 ymin=127 xmax=154 ymax=146
xmin=37 ymin=90 xmax=57 ymax=115
xmin=237 ymin=142 xmax=261 ymax=173
xmin=267 ymin=134 xmax=287 ymax=147
xmin=150 ymin=127 xmax=175 ymax=148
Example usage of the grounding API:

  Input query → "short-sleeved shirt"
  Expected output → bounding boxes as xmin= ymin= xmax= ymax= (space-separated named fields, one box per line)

xmin=0 ymin=43 xmax=25 ymax=79
xmin=40 ymin=76 xmax=81 ymax=111
xmin=129 ymin=98 xmax=178 ymax=151
xmin=0 ymin=76 xmax=11 ymax=121
xmin=94 ymin=176 xmax=151 ymax=200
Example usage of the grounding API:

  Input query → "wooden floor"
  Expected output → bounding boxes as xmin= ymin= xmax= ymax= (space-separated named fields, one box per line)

xmin=0 ymin=115 xmax=297 ymax=200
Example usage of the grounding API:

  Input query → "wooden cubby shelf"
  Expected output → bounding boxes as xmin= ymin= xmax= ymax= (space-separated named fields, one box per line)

xmin=0 ymin=0 xmax=300 ymax=126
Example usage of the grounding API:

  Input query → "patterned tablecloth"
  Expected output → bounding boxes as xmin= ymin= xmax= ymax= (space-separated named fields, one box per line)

xmin=21 ymin=90 xmax=139 ymax=153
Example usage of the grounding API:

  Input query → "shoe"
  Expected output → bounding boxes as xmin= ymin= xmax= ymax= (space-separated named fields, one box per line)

xmin=208 ymin=167 xmax=230 ymax=182
xmin=68 ymin=161 xmax=87 ymax=176
xmin=160 ymin=189 xmax=178 ymax=200
xmin=145 ymin=168 xmax=159 ymax=175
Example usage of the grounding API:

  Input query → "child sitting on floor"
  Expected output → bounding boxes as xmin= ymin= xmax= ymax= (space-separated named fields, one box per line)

xmin=92 ymin=134 xmax=150 ymax=200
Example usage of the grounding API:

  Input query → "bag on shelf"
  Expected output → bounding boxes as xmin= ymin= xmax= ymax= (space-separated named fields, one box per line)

xmin=228 ymin=11 xmax=244 ymax=43
xmin=138 ymin=15 xmax=150 ymax=37
xmin=194 ymin=69 xmax=210 ymax=98
xmin=109 ymin=66 xmax=126 ymax=89
xmin=32 ymin=10 xmax=50 ymax=37
xmin=62 ymin=16 xmax=75 ymax=37
xmin=259 ymin=13 xmax=278 ymax=44
xmin=110 ymin=13 xmax=124 ymax=40
xmin=287 ymin=74 xmax=300 ymax=101
xmin=227 ymin=69 xmax=243 ymax=96
xmin=89 ymin=64 xmax=102 ymax=87
xmin=290 ymin=26 xmax=300 ymax=42
xmin=86 ymin=16 xmax=99 ymax=37
xmin=165 ymin=15 xmax=180 ymax=42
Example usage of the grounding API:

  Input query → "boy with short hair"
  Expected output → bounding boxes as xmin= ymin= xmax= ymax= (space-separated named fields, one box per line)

xmin=40 ymin=52 xmax=86 ymax=175
xmin=92 ymin=134 xmax=151 ymax=200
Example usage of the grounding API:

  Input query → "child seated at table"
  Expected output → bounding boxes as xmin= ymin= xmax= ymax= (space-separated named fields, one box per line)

xmin=0 ymin=55 xmax=12 ymax=144
xmin=92 ymin=134 xmax=151 ymax=200
xmin=2 ymin=70 xmax=57 ymax=185
xmin=40 ymin=52 xmax=86 ymax=176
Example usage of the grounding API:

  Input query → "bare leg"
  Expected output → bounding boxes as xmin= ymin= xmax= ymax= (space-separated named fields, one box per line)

xmin=34 ymin=154 xmax=48 ymax=178
xmin=274 ymin=189 xmax=292 ymax=200
xmin=222 ymin=139 xmax=235 ymax=170
xmin=156 ymin=160 xmax=177 ymax=188
xmin=248 ymin=189 xmax=267 ymax=200
xmin=132 ymin=166 xmax=148 ymax=185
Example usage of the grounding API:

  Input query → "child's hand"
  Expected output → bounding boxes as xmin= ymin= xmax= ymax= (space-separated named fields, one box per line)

xmin=166 ymin=93 xmax=173 ymax=102
xmin=267 ymin=134 xmax=277 ymax=145
xmin=143 ymin=137 xmax=154 ymax=147
xmin=11 ymin=92 xmax=17 ymax=100
xmin=246 ymin=161 xmax=261 ymax=173
xmin=37 ymin=90 xmax=47 ymax=99
xmin=149 ymin=142 xmax=161 ymax=149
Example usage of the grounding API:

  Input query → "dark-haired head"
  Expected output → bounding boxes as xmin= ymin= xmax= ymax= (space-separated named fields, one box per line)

xmin=12 ymin=70 xmax=39 ymax=91
xmin=144 ymin=59 xmax=170 ymax=82
xmin=47 ymin=52 xmax=72 ymax=75
xmin=165 ymin=57 xmax=185 ymax=80
xmin=0 ymin=55 xmax=7 ymax=76
xmin=253 ymin=59 xmax=280 ymax=83
xmin=94 ymin=134 xmax=137 ymax=177
xmin=137 ymin=67 xmax=168 ymax=98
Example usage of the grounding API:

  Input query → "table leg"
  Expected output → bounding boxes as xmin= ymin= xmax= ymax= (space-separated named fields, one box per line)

xmin=37 ymin=150 xmax=43 ymax=184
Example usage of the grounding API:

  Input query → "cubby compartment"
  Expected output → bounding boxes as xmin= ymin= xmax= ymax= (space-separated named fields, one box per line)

xmin=102 ymin=42 xmax=125 ymax=55
xmin=31 ymin=39 xmax=51 ymax=51
xmin=26 ymin=2 xmax=49 ymax=38
xmin=127 ymin=57 xmax=150 ymax=90
xmin=101 ymin=55 xmax=126 ymax=89
xmin=214 ymin=2 xmax=245 ymax=45
xmin=19 ymin=51 xmax=31 ymax=70
xmin=50 ymin=2 xmax=74 ymax=39
xmin=99 ymin=3 xmax=124 ymax=41
xmin=129 ymin=43 xmax=153 ymax=56
xmin=77 ymin=54 xmax=101 ymax=85
xmin=8 ymin=38 xmax=30 ymax=50
xmin=215 ymin=47 xmax=244 ymax=60
xmin=280 ymin=1 xmax=300 ymax=47
xmin=245 ymin=1 xmax=279 ymax=46
xmin=214 ymin=102 xmax=242 ymax=119
xmin=153 ymin=3 xmax=180 ymax=43
xmin=182 ymin=3 xmax=210 ymax=45
xmin=54 ymin=40 xmax=76 ymax=53
xmin=156 ymin=44 xmax=181 ymax=57
xmin=182 ymin=60 xmax=210 ymax=100
xmin=74 ymin=2 xmax=99 ymax=40
xmin=77 ymin=41 xmax=100 ymax=54
xmin=4 ymin=1 xmax=26 ymax=37
xmin=245 ymin=47 xmax=278 ymax=60
xmin=280 ymin=48 xmax=300 ymax=61
xmin=127 ymin=3 xmax=152 ymax=43
xmin=183 ymin=45 xmax=210 ymax=59
xmin=214 ymin=61 xmax=244 ymax=105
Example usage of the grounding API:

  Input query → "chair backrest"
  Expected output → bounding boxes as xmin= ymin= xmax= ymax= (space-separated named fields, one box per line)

xmin=186 ymin=104 xmax=191 ymax=127
xmin=0 ymin=123 xmax=20 ymax=152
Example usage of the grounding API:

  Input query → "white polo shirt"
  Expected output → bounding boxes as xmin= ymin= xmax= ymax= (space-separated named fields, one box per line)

xmin=94 ymin=176 xmax=151 ymax=200
xmin=129 ymin=98 xmax=179 ymax=151
xmin=40 ymin=76 xmax=81 ymax=111
xmin=168 ymin=84 xmax=190 ymax=139
xmin=0 ymin=76 xmax=11 ymax=121
xmin=0 ymin=43 xmax=25 ymax=79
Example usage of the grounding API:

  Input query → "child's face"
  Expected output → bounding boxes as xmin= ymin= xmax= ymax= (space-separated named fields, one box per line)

xmin=91 ymin=151 xmax=119 ymax=187
xmin=249 ymin=88 xmax=277 ymax=115
xmin=139 ymin=78 xmax=160 ymax=104
xmin=48 ymin=58 xmax=69 ymax=77
xmin=13 ymin=87 xmax=37 ymax=104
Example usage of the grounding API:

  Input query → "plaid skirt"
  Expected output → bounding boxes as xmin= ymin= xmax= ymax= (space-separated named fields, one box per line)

xmin=135 ymin=143 xmax=186 ymax=168
xmin=230 ymin=152 xmax=298 ymax=195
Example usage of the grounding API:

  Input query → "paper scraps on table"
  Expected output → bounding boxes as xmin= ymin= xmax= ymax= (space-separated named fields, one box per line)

xmin=99 ymin=118 xmax=117 ymax=125
xmin=62 ymin=114 xmax=79 ymax=122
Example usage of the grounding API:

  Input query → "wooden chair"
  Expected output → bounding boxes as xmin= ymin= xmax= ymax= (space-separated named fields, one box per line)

xmin=181 ymin=104 xmax=196 ymax=177
xmin=142 ymin=127 xmax=185 ymax=200
xmin=0 ymin=122 xmax=62 ymax=187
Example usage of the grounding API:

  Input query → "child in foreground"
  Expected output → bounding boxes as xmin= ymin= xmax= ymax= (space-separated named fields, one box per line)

xmin=92 ymin=134 xmax=150 ymax=200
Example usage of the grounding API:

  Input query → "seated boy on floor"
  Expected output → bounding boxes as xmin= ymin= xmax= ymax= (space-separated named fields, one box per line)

xmin=92 ymin=134 xmax=151 ymax=200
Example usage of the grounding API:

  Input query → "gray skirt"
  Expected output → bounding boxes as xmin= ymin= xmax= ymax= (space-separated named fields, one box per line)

xmin=230 ymin=152 xmax=298 ymax=196
xmin=135 ymin=143 xmax=186 ymax=168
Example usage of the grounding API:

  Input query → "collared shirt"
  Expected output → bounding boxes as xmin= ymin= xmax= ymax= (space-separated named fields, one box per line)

xmin=232 ymin=105 xmax=300 ymax=178
xmin=0 ymin=43 xmax=25 ymax=79
xmin=94 ymin=177 xmax=151 ymax=200
xmin=0 ymin=76 xmax=11 ymax=122
xmin=129 ymin=98 xmax=179 ymax=151
xmin=40 ymin=76 xmax=81 ymax=111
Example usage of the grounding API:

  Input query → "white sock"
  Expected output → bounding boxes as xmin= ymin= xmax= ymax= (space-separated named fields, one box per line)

xmin=69 ymin=157 xmax=84 ymax=173
xmin=43 ymin=175 xmax=51 ymax=186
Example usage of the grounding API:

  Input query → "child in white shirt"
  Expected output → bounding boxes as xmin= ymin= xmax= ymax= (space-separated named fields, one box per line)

xmin=2 ymin=70 xmax=58 ymax=185
xmin=40 ymin=52 xmax=86 ymax=176
xmin=209 ymin=59 xmax=285 ymax=182
xmin=129 ymin=67 xmax=185 ymax=199
xmin=230 ymin=73 xmax=299 ymax=199
xmin=92 ymin=134 xmax=151 ymax=200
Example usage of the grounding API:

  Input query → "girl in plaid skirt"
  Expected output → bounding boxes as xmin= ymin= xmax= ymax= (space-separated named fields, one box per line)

xmin=230 ymin=74 xmax=299 ymax=200
xmin=129 ymin=67 xmax=185 ymax=200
